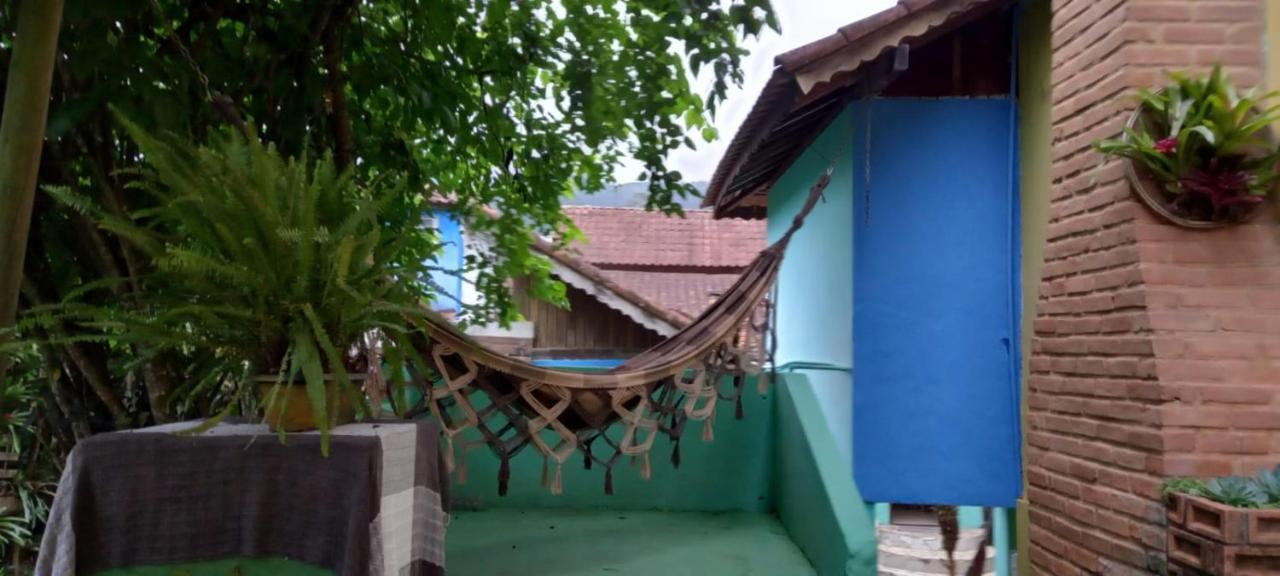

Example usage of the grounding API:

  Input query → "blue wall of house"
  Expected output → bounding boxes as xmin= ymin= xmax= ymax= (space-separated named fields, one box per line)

xmin=766 ymin=107 xmax=856 ymax=468
xmin=766 ymin=94 xmax=1026 ymax=575
xmin=852 ymin=97 xmax=1021 ymax=508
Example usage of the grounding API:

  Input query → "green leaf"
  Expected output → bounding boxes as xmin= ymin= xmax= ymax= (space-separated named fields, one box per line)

xmin=292 ymin=323 xmax=330 ymax=456
xmin=1188 ymin=125 xmax=1216 ymax=146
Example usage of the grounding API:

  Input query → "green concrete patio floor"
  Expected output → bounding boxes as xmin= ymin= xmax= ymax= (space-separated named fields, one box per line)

xmin=446 ymin=509 xmax=817 ymax=576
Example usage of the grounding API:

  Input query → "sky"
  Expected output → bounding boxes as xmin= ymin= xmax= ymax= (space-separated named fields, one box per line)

xmin=617 ymin=0 xmax=897 ymax=183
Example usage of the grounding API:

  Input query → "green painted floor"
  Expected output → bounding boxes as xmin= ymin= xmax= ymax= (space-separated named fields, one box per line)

xmin=447 ymin=509 xmax=816 ymax=576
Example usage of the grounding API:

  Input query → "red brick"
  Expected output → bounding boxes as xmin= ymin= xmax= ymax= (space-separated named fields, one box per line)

xmin=1161 ymin=23 xmax=1228 ymax=44
xmin=1129 ymin=3 xmax=1192 ymax=22
xmin=1127 ymin=44 xmax=1195 ymax=64
xmin=1032 ymin=2 xmax=1272 ymax=573
xmin=1155 ymin=455 xmax=1235 ymax=477
xmin=1196 ymin=385 xmax=1274 ymax=406
xmin=1193 ymin=2 xmax=1260 ymax=22
xmin=1197 ymin=432 xmax=1272 ymax=455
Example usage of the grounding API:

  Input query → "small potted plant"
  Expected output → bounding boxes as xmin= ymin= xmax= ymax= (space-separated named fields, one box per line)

xmin=35 ymin=115 xmax=436 ymax=452
xmin=1096 ymin=65 xmax=1280 ymax=228
xmin=1164 ymin=466 xmax=1280 ymax=575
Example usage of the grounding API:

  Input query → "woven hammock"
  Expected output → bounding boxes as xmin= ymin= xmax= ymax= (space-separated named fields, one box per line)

xmin=405 ymin=172 xmax=831 ymax=495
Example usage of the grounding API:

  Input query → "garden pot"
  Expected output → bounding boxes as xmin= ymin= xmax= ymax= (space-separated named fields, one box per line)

xmin=1122 ymin=97 xmax=1274 ymax=229
xmin=255 ymin=374 xmax=366 ymax=432
xmin=1166 ymin=493 xmax=1280 ymax=575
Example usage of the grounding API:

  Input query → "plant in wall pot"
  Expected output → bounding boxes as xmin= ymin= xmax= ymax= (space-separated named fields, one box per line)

xmin=27 ymin=116 xmax=437 ymax=453
xmin=1095 ymin=65 xmax=1280 ymax=228
xmin=1163 ymin=466 xmax=1280 ymax=574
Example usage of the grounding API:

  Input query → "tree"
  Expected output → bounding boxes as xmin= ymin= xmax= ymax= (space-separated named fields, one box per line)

xmin=0 ymin=0 xmax=775 ymax=437
xmin=0 ymin=0 xmax=64 ymax=398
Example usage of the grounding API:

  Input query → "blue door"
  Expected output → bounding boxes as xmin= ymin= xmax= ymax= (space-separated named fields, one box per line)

xmin=853 ymin=98 xmax=1021 ymax=508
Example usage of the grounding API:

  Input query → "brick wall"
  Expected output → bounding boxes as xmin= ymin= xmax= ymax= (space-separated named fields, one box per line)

xmin=1028 ymin=0 xmax=1277 ymax=574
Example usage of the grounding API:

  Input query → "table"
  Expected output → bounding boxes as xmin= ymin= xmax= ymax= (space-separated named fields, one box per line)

xmin=36 ymin=420 xmax=449 ymax=576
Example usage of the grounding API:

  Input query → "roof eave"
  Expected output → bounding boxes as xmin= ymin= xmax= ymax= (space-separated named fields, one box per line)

xmin=704 ymin=0 xmax=1005 ymax=218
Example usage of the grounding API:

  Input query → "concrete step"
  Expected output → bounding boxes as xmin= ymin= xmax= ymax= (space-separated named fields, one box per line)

xmin=877 ymin=525 xmax=995 ymax=576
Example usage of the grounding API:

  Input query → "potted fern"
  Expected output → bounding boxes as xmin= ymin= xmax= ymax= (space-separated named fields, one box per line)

xmin=1164 ymin=467 xmax=1280 ymax=574
xmin=1096 ymin=65 xmax=1280 ymax=228
xmin=37 ymin=116 xmax=437 ymax=452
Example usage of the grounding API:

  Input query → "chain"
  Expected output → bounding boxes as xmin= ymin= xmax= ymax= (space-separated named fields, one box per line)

xmin=147 ymin=0 xmax=214 ymax=103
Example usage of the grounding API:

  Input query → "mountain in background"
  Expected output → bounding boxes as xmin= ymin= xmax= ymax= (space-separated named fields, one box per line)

xmin=565 ymin=181 xmax=709 ymax=210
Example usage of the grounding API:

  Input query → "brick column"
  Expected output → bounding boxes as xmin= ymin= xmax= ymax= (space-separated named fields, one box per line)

xmin=1028 ymin=1 xmax=1275 ymax=574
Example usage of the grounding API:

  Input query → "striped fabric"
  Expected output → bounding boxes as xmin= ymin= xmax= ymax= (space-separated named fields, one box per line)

xmin=36 ymin=420 xmax=448 ymax=576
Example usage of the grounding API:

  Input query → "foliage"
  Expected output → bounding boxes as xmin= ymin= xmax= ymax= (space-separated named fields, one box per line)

xmin=24 ymin=118 xmax=446 ymax=451
xmin=1164 ymin=466 xmax=1280 ymax=509
xmin=0 ymin=345 xmax=62 ymax=558
xmin=0 ymin=0 xmax=774 ymax=442
xmin=1162 ymin=476 xmax=1208 ymax=499
xmin=1202 ymin=476 xmax=1267 ymax=508
xmin=0 ymin=514 xmax=30 ymax=553
xmin=1095 ymin=65 xmax=1280 ymax=221
xmin=1254 ymin=465 xmax=1280 ymax=505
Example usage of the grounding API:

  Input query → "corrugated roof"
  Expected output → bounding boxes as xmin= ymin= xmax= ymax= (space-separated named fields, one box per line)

xmin=703 ymin=0 xmax=1006 ymax=218
xmin=563 ymin=206 xmax=766 ymax=269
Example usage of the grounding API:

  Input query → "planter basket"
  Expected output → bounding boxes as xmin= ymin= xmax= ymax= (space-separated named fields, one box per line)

xmin=1121 ymin=96 xmax=1273 ymax=229
xmin=1167 ymin=493 xmax=1280 ymax=575
xmin=256 ymin=374 xmax=367 ymax=432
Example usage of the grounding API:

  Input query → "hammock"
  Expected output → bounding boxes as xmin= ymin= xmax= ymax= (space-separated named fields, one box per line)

xmin=406 ymin=172 xmax=831 ymax=495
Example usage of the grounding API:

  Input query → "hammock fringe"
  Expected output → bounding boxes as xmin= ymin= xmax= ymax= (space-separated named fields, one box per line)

xmin=408 ymin=172 xmax=832 ymax=494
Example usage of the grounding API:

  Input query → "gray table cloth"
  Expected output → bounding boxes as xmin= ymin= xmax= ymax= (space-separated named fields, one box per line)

xmin=36 ymin=419 xmax=449 ymax=576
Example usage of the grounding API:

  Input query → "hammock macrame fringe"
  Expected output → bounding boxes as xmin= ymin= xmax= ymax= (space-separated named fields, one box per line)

xmin=407 ymin=172 xmax=832 ymax=495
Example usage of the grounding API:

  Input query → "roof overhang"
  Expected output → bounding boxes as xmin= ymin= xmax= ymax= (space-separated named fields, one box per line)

xmin=467 ymin=231 xmax=687 ymax=337
xmin=703 ymin=0 xmax=1008 ymax=219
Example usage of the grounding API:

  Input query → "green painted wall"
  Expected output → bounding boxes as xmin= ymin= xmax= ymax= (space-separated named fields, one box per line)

xmin=767 ymin=108 xmax=856 ymax=462
xmin=775 ymin=372 xmax=876 ymax=576
xmin=1016 ymin=0 xmax=1053 ymax=573
xmin=451 ymin=375 xmax=775 ymax=512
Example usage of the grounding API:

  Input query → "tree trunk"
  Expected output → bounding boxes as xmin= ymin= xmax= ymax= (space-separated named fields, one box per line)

xmin=322 ymin=0 xmax=355 ymax=170
xmin=0 ymin=0 xmax=66 ymax=393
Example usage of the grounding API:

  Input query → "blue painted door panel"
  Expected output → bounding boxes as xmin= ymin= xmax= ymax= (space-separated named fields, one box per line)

xmin=853 ymin=99 xmax=1021 ymax=508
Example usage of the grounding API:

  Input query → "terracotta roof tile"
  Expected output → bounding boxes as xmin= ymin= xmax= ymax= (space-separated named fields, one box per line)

xmin=599 ymin=270 xmax=744 ymax=322
xmin=564 ymin=206 xmax=766 ymax=269
xmin=528 ymin=235 xmax=690 ymax=330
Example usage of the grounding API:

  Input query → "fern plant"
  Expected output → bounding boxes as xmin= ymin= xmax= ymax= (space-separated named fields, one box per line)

xmin=24 ymin=115 xmax=438 ymax=453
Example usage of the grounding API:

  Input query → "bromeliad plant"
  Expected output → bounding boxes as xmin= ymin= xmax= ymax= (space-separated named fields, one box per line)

xmin=1095 ymin=65 xmax=1280 ymax=225
xmin=22 ymin=116 xmax=439 ymax=452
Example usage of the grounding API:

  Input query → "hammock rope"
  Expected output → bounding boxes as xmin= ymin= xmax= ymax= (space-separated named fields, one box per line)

xmin=408 ymin=170 xmax=832 ymax=495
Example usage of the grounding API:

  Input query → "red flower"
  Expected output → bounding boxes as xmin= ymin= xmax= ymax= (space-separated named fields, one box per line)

xmin=1155 ymin=137 xmax=1178 ymax=154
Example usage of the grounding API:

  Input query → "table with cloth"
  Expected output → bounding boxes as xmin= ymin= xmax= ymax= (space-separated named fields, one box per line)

xmin=35 ymin=419 xmax=449 ymax=576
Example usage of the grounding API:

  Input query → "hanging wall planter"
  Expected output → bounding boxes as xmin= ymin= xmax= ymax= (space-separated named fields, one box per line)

xmin=1097 ymin=65 xmax=1280 ymax=228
